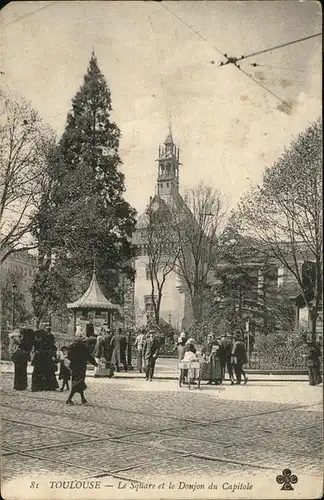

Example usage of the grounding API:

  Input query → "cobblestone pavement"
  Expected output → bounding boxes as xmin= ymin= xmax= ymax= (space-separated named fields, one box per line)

xmin=1 ymin=371 xmax=322 ymax=498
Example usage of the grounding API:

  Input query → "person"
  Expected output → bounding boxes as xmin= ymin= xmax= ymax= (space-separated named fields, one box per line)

xmin=177 ymin=332 xmax=187 ymax=361
xmin=9 ymin=329 xmax=31 ymax=391
xmin=134 ymin=329 xmax=146 ymax=373
xmin=201 ymin=333 xmax=222 ymax=385
xmin=232 ymin=334 xmax=248 ymax=385
xmin=110 ymin=328 xmax=128 ymax=372
xmin=219 ymin=335 xmax=235 ymax=385
xmin=86 ymin=319 xmax=95 ymax=338
xmin=58 ymin=346 xmax=71 ymax=391
xmin=143 ymin=330 xmax=160 ymax=381
xmin=41 ymin=332 xmax=59 ymax=390
xmin=184 ymin=338 xmax=198 ymax=383
xmin=66 ymin=332 xmax=98 ymax=405
xmin=31 ymin=331 xmax=59 ymax=391
xmin=305 ymin=339 xmax=322 ymax=386
xmin=93 ymin=334 xmax=105 ymax=361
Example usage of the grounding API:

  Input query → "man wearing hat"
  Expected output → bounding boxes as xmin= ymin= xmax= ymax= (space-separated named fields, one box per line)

xmin=232 ymin=333 xmax=248 ymax=384
xmin=143 ymin=330 xmax=160 ymax=381
xmin=134 ymin=328 xmax=146 ymax=373
xmin=219 ymin=334 xmax=235 ymax=385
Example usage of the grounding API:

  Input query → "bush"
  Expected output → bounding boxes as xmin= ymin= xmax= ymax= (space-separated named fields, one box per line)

xmin=254 ymin=332 xmax=307 ymax=370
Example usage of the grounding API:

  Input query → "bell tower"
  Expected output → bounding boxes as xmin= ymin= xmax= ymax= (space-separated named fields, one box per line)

xmin=156 ymin=130 xmax=180 ymax=197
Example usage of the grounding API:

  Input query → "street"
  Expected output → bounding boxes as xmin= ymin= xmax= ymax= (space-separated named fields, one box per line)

xmin=1 ymin=366 xmax=322 ymax=499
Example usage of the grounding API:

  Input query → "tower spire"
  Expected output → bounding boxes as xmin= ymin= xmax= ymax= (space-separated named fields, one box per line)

xmin=157 ymin=130 xmax=180 ymax=198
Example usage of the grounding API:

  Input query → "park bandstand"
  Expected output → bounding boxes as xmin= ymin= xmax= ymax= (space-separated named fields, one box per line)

xmin=67 ymin=270 xmax=121 ymax=335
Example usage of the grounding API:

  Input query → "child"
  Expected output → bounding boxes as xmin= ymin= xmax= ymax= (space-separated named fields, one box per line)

xmin=183 ymin=339 xmax=198 ymax=383
xmin=58 ymin=346 xmax=71 ymax=391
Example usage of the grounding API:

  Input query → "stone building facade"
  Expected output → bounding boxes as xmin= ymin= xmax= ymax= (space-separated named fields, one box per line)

xmin=132 ymin=132 xmax=188 ymax=332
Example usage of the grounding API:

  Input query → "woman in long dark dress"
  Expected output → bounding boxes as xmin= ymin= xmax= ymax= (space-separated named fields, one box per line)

xmin=31 ymin=331 xmax=59 ymax=391
xmin=41 ymin=333 xmax=59 ymax=390
xmin=201 ymin=333 xmax=222 ymax=385
xmin=66 ymin=334 xmax=97 ymax=405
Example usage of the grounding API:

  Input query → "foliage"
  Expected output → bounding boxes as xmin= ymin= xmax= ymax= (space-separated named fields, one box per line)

xmin=0 ymin=91 xmax=55 ymax=263
xmin=0 ymin=268 xmax=34 ymax=331
xmin=254 ymin=332 xmax=307 ymax=370
xmin=238 ymin=120 xmax=322 ymax=340
xmin=32 ymin=52 xmax=136 ymax=323
xmin=195 ymin=222 xmax=295 ymax=337
xmin=144 ymin=198 xmax=180 ymax=325
xmin=172 ymin=182 xmax=227 ymax=322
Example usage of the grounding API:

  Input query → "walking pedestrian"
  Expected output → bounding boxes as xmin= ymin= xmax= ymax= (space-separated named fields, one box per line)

xmin=143 ymin=330 xmax=160 ymax=381
xmin=58 ymin=346 xmax=71 ymax=391
xmin=219 ymin=335 xmax=235 ymax=385
xmin=305 ymin=338 xmax=322 ymax=386
xmin=232 ymin=334 xmax=248 ymax=385
xmin=134 ymin=328 xmax=146 ymax=373
xmin=66 ymin=332 xmax=98 ymax=405
xmin=110 ymin=328 xmax=128 ymax=372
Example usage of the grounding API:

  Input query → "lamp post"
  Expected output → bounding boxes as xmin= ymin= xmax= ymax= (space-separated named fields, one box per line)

xmin=245 ymin=319 xmax=250 ymax=367
xmin=12 ymin=283 xmax=17 ymax=330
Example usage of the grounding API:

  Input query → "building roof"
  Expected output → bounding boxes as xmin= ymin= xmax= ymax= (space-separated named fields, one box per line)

xmin=164 ymin=131 xmax=174 ymax=145
xmin=67 ymin=271 xmax=121 ymax=311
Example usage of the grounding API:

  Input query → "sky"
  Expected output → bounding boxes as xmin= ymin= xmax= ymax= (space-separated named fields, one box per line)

xmin=1 ymin=0 xmax=322 ymax=216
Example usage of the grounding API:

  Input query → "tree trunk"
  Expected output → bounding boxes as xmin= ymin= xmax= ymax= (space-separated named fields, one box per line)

xmin=310 ymin=307 xmax=318 ymax=342
xmin=192 ymin=288 xmax=202 ymax=323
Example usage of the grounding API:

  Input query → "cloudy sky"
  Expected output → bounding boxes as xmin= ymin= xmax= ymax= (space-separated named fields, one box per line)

xmin=1 ymin=1 xmax=321 ymax=215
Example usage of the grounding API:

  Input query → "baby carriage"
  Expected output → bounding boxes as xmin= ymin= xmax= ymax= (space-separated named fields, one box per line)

xmin=178 ymin=349 xmax=202 ymax=389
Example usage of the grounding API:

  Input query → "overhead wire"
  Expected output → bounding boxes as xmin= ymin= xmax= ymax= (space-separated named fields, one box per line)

xmin=244 ymin=63 xmax=317 ymax=75
xmin=2 ymin=2 xmax=58 ymax=28
xmin=240 ymin=32 xmax=322 ymax=61
xmin=160 ymin=3 xmax=225 ymax=59
xmin=148 ymin=16 xmax=172 ymax=129
xmin=235 ymin=66 xmax=288 ymax=106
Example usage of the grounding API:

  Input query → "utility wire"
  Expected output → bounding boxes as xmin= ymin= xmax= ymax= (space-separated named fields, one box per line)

xmin=241 ymin=33 xmax=321 ymax=61
xmin=236 ymin=66 xmax=289 ymax=107
xmin=160 ymin=3 xmax=225 ymax=58
xmin=3 ymin=2 xmax=58 ymax=28
xmin=244 ymin=62 xmax=317 ymax=75
xmin=148 ymin=16 xmax=172 ymax=128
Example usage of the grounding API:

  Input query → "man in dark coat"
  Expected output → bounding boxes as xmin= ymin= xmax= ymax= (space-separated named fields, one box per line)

xmin=110 ymin=328 xmax=128 ymax=372
xmin=232 ymin=334 xmax=248 ymax=385
xmin=305 ymin=339 xmax=322 ymax=386
xmin=66 ymin=334 xmax=97 ymax=405
xmin=86 ymin=320 xmax=95 ymax=338
xmin=219 ymin=335 xmax=235 ymax=385
xmin=143 ymin=330 xmax=160 ymax=381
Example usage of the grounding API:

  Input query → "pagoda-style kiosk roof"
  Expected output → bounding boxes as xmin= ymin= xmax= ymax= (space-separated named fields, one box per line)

xmin=67 ymin=271 xmax=121 ymax=313
xmin=67 ymin=271 xmax=121 ymax=334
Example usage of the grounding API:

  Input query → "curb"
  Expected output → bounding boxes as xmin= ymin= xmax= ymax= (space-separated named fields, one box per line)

xmin=89 ymin=374 xmax=309 ymax=382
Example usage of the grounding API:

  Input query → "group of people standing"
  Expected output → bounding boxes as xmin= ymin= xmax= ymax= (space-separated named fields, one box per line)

xmin=8 ymin=325 xmax=136 ymax=405
xmin=177 ymin=331 xmax=248 ymax=385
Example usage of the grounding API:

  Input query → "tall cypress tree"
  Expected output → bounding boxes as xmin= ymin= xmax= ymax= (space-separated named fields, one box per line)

xmin=33 ymin=52 xmax=136 ymax=321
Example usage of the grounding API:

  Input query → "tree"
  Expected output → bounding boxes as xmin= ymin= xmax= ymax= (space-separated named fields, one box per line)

xmin=32 ymin=52 xmax=136 ymax=324
xmin=238 ymin=120 xmax=322 ymax=341
xmin=172 ymin=182 xmax=227 ymax=323
xmin=0 ymin=268 xmax=34 ymax=332
xmin=145 ymin=199 xmax=180 ymax=326
xmin=0 ymin=91 xmax=55 ymax=263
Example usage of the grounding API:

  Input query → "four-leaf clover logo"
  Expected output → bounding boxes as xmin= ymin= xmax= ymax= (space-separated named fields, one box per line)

xmin=276 ymin=469 xmax=298 ymax=490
